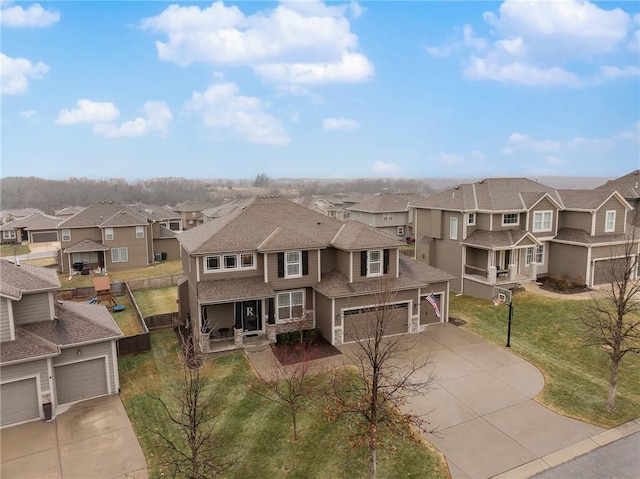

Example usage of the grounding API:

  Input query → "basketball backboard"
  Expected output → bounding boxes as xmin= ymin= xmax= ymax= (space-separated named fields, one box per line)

xmin=492 ymin=286 xmax=512 ymax=306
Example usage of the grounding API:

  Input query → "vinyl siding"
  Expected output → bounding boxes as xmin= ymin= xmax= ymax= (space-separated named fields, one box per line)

xmin=476 ymin=213 xmax=491 ymax=230
xmin=320 ymin=248 xmax=337 ymax=275
xmin=54 ymin=341 xmax=117 ymax=394
xmin=153 ymin=237 xmax=180 ymax=260
xmin=314 ymin=292 xmax=333 ymax=343
xmin=12 ymin=292 xmax=52 ymax=326
xmin=528 ymin=199 xmax=558 ymax=237
xmin=104 ymin=226 xmax=148 ymax=271
xmin=594 ymin=197 xmax=627 ymax=235
xmin=591 ymin=243 xmax=628 ymax=260
xmin=335 ymin=249 xmax=351 ymax=278
xmin=1 ymin=359 xmax=50 ymax=395
xmin=198 ymin=252 xmax=264 ymax=280
xmin=548 ymin=243 xmax=588 ymax=280
xmin=492 ymin=212 xmax=524 ymax=231
xmin=351 ymin=248 xmax=398 ymax=283
xmin=559 ymin=211 xmax=592 ymax=231
xmin=1 ymin=297 xmax=13 ymax=342
xmin=268 ymin=250 xmax=319 ymax=290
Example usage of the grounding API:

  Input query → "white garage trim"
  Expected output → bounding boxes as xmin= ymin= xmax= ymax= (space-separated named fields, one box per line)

xmin=0 ymin=375 xmax=43 ymax=428
xmin=111 ymin=341 xmax=120 ymax=394
xmin=54 ymin=355 xmax=110 ymax=406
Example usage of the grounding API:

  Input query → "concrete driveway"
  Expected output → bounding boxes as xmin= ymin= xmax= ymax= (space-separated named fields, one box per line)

xmin=339 ymin=323 xmax=606 ymax=479
xmin=0 ymin=395 xmax=148 ymax=479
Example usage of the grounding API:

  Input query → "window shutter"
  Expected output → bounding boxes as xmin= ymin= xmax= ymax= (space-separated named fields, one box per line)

xmin=277 ymin=252 xmax=285 ymax=278
xmin=268 ymin=298 xmax=275 ymax=325
xmin=302 ymin=251 xmax=309 ymax=276
xmin=234 ymin=302 xmax=242 ymax=329
xmin=383 ymin=249 xmax=390 ymax=274
xmin=360 ymin=251 xmax=368 ymax=276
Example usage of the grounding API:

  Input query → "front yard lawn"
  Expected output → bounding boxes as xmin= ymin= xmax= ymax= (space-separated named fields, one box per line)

xmin=132 ymin=286 xmax=178 ymax=317
xmin=450 ymin=291 xmax=640 ymax=428
xmin=0 ymin=244 xmax=30 ymax=256
xmin=119 ymin=330 xmax=449 ymax=479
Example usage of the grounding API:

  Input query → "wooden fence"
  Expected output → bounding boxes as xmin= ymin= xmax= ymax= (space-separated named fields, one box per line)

xmin=126 ymin=274 xmax=183 ymax=292
xmin=117 ymin=282 xmax=151 ymax=355
xmin=145 ymin=312 xmax=183 ymax=330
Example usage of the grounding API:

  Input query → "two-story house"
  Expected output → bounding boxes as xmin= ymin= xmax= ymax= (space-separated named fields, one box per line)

xmin=411 ymin=177 xmax=636 ymax=299
xmin=176 ymin=197 xmax=454 ymax=354
xmin=596 ymin=169 xmax=640 ymax=225
xmin=0 ymin=259 xmax=122 ymax=428
xmin=346 ymin=193 xmax=427 ymax=241
xmin=57 ymin=201 xmax=181 ymax=274
xmin=173 ymin=200 xmax=218 ymax=230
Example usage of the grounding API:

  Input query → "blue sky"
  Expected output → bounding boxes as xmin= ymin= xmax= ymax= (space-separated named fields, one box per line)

xmin=1 ymin=0 xmax=639 ymax=180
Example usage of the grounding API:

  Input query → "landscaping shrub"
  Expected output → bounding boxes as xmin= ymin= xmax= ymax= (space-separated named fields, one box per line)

xmin=276 ymin=332 xmax=291 ymax=344
xmin=289 ymin=330 xmax=302 ymax=342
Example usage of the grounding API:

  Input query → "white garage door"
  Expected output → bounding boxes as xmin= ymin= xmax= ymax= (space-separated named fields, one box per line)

xmin=343 ymin=303 xmax=409 ymax=343
xmin=55 ymin=358 xmax=108 ymax=405
xmin=1 ymin=378 xmax=41 ymax=427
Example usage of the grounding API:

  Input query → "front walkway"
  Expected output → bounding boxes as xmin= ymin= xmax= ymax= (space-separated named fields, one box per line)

xmin=0 ymin=395 xmax=148 ymax=479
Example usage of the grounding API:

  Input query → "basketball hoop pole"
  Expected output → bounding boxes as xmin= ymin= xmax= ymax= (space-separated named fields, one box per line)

xmin=506 ymin=301 xmax=513 ymax=348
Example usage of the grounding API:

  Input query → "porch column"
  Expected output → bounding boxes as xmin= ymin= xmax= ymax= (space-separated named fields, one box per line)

xmin=267 ymin=297 xmax=277 ymax=343
xmin=234 ymin=302 xmax=243 ymax=347
xmin=488 ymin=266 xmax=497 ymax=284
xmin=531 ymin=261 xmax=538 ymax=281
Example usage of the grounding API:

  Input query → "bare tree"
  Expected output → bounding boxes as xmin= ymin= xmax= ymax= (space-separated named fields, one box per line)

xmin=326 ymin=283 xmax=436 ymax=479
xmin=252 ymin=342 xmax=318 ymax=441
xmin=579 ymin=226 xmax=640 ymax=412
xmin=149 ymin=334 xmax=239 ymax=478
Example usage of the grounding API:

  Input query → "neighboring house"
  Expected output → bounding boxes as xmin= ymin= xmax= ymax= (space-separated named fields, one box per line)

xmin=294 ymin=196 xmax=348 ymax=219
xmin=173 ymin=200 xmax=218 ymax=229
xmin=202 ymin=199 xmax=253 ymax=222
xmin=57 ymin=201 xmax=180 ymax=274
xmin=0 ymin=208 xmax=43 ymax=225
xmin=0 ymin=213 xmax=62 ymax=245
xmin=176 ymin=197 xmax=454 ymax=354
xmin=411 ymin=177 xmax=637 ymax=299
xmin=55 ymin=206 xmax=85 ymax=220
xmin=596 ymin=170 xmax=640 ymax=225
xmin=346 ymin=193 xmax=427 ymax=240
xmin=0 ymin=259 xmax=122 ymax=428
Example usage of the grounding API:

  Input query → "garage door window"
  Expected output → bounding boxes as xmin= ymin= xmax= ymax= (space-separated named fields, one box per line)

xmin=277 ymin=290 xmax=304 ymax=322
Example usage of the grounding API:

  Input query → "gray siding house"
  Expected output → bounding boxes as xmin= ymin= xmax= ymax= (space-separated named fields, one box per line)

xmin=411 ymin=177 xmax=638 ymax=299
xmin=0 ymin=260 xmax=122 ymax=428
xmin=177 ymin=197 xmax=453 ymax=354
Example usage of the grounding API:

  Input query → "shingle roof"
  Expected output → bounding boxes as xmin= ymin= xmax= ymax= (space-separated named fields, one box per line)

xmin=128 ymin=203 xmax=182 ymax=222
xmin=347 ymin=193 xmax=427 ymax=213
xmin=461 ymin=229 xmax=537 ymax=249
xmin=558 ymin=189 xmax=623 ymax=210
xmin=315 ymin=256 xmax=454 ymax=299
xmin=553 ymin=228 xmax=630 ymax=245
xmin=173 ymin=200 xmax=217 ymax=213
xmin=411 ymin=178 xmax=561 ymax=212
xmin=202 ymin=199 xmax=253 ymax=219
xmin=0 ymin=208 xmax=42 ymax=220
xmin=0 ymin=213 xmax=61 ymax=231
xmin=595 ymin=170 xmax=640 ymax=199
xmin=100 ymin=209 xmax=148 ymax=227
xmin=0 ymin=328 xmax=59 ymax=365
xmin=21 ymin=301 xmax=122 ymax=346
xmin=197 ymin=276 xmax=275 ymax=304
xmin=178 ymin=197 xmax=403 ymax=255
xmin=57 ymin=201 xmax=147 ymax=228
xmin=55 ymin=206 xmax=85 ymax=217
xmin=257 ymin=227 xmax=326 ymax=252
xmin=158 ymin=225 xmax=178 ymax=239
xmin=63 ymin=238 xmax=108 ymax=253
xmin=0 ymin=259 xmax=60 ymax=298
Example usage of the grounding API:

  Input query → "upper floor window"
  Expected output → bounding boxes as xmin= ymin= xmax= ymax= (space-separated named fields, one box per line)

xmin=532 ymin=211 xmax=553 ymax=233
xmin=467 ymin=213 xmax=476 ymax=226
xmin=450 ymin=217 xmax=458 ymax=240
xmin=502 ymin=213 xmax=519 ymax=226
xmin=397 ymin=226 xmax=405 ymax=236
xmin=205 ymin=253 xmax=256 ymax=273
xmin=605 ymin=210 xmax=616 ymax=232
xmin=383 ymin=213 xmax=393 ymax=222
xmin=368 ymin=250 xmax=383 ymax=277
xmin=2 ymin=230 xmax=16 ymax=239
xmin=286 ymin=251 xmax=301 ymax=278
xmin=111 ymin=247 xmax=128 ymax=263
xmin=62 ymin=229 xmax=71 ymax=242
xmin=360 ymin=249 xmax=389 ymax=277
xmin=104 ymin=228 xmax=114 ymax=241
xmin=277 ymin=290 xmax=304 ymax=322
xmin=136 ymin=226 xmax=145 ymax=238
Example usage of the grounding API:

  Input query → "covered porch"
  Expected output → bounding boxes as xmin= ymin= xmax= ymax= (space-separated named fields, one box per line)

xmin=63 ymin=239 xmax=108 ymax=275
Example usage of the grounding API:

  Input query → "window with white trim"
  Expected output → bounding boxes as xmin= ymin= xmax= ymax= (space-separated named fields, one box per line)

xmin=383 ymin=213 xmax=393 ymax=222
xmin=111 ymin=247 xmax=128 ymax=263
xmin=286 ymin=251 xmax=301 ymax=278
xmin=397 ymin=226 xmax=404 ymax=236
xmin=2 ymin=230 xmax=16 ymax=239
xmin=535 ymin=244 xmax=544 ymax=264
xmin=526 ymin=247 xmax=533 ymax=265
xmin=104 ymin=228 xmax=114 ymax=241
xmin=368 ymin=249 xmax=383 ymax=277
xmin=277 ymin=290 xmax=304 ymax=322
xmin=61 ymin=229 xmax=71 ymax=242
xmin=467 ymin=213 xmax=476 ymax=226
xmin=205 ymin=253 xmax=256 ymax=273
xmin=532 ymin=210 xmax=553 ymax=233
xmin=502 ymin=213 xmax=519 ymax=226
xmin=605 ymin=210 xmax=616 ymax=232
xmin=136 ymin=226 xmax=145 ymax=238
xmin=450 ymin=217 xmax=458 ymax=240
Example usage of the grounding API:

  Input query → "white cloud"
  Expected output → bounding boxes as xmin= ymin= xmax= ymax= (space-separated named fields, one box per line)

xmin=55 ymin=99 xmax=120 ymax=125
xmin=617 ymin=122 xmax=640 ymax=143
xmin=0 ymin=3 xmax=60 ymax=28
xmin=424 ymin=45 xmax=453 ymax=59
xmin=141 ymin=1 xmax=373 ymax=85
xmin=600 ymin=65 xmax=640 ymax=79
xmin=185 ymin=82 xmax=289 ymax=145
xmin=372 ymin=161 xmax=400 ymax=174
xmin=93 ymin=101 xmax=172 ymax=138
xmin=502 ymin=130 xmax=617 ymax=155
xmin=20 ymin=109 xmax=38 ymax=118
xmin=0 ymin=52 xmax=48 ymax=95
xmin=323 ymin=117 xmax=359 ymax=131
xmin=447 ymin=0 xmax=637 ymax=86
xmin=348 ymin=1 xmax=365 ymax=19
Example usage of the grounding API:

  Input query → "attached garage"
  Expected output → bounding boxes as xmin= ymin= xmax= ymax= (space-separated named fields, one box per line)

xmin=1 ymin=378 xmax=41 ymax=427
xmin=55 ymin=358 xmax=108 ymax=405
xmin=31 ymin=231 xmax=58 ymax=243
xmin=592 ymin=257 xmax=631 ymax=285
xmin=342 ymin=302 xmax=409 ymax=343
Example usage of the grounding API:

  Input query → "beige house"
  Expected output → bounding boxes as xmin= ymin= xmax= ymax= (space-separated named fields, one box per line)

xmin=0 ymin=213 xmax=61 ymax=245
xmin=57 ymin=201 xmax=181 ymax=274
xmin=176 ymin=197 xmax=453 ymax=354
xmin=0 ymin=260 xmax=122 ymax=428
xmin=411 ymin=177 xmax=638 ymax=299
xmin=596 ymin=169 xmax=640 ymax=225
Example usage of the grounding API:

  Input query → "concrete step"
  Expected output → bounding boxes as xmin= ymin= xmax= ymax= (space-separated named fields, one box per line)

xmin=243 ymin=335 xmax=271 ymax=353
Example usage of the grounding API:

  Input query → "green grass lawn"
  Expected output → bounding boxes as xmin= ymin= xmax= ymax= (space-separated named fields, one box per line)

xmin=119 ymin=330 xmax=449 ymax=479
xmin=450 ymin=291 xmax=640 ymax=428
xmin=132 ymin=286 xmax=178 ymax=317
xmin=0 ymin=244 xmax=30 ymax=257
xmin=110 ymin=295 xmax=143 ymax=336
xmin=59 ymin=259 xmax=183 ymax=289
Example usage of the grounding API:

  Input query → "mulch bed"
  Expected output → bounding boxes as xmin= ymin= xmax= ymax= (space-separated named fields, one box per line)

xmin=271 ymin=337 xmax=342 ymax=366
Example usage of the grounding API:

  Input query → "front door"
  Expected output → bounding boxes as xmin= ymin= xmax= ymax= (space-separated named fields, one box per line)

xmin=241 ymin=300 xmax=262 ymax=334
